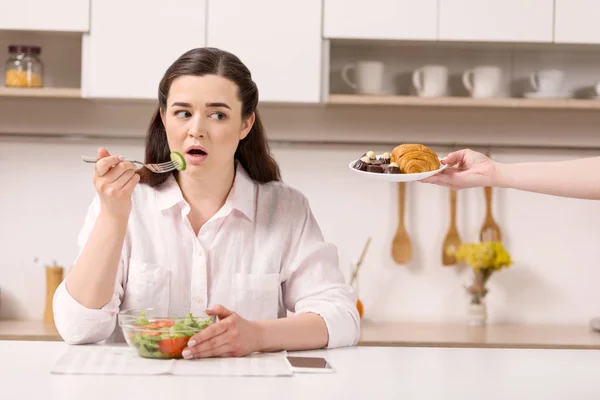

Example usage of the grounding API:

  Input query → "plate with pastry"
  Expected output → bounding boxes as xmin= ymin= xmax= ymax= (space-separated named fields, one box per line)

xmin=348 ymin=144 xmax=447 ymax=182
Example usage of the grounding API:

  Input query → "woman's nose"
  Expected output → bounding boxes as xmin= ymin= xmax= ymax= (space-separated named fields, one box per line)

xmin=187 ymin=116 xmax=206 ymax=138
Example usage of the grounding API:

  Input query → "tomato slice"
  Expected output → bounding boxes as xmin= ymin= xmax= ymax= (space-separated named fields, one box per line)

xmin=141 ymin=331 xmax=161 ymax=336
xmin=158 ymin=336 xmax=191 ymax=357
xmin=141 ymin=320 xmax=174 ymax=329
xmin=155 ymin=320 xmax=175 ymax=328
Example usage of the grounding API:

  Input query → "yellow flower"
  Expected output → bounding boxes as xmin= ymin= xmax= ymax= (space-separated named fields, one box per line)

xmin=452 ymin=241 xmax=512 ymax=271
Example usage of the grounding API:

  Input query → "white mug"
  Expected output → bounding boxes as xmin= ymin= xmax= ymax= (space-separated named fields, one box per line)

xmin=462 ymin=66 xmax=502 ymax=98
xmin=341 ymin=61 xmax=384 ymax=94
xmin=530 ymin=69 xmax=564 ymax=93
xmin=412 ymin=65 xmax=448 ymax=97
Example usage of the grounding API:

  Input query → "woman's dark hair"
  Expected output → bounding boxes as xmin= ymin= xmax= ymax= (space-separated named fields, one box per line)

xmin=138 ymin=47 xmax=281 ymax=187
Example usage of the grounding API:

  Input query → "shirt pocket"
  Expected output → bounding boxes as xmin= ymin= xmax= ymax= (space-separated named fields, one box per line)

xmin=123 ymin=259 xmax=170 ymax=310
xmin=231 ymin=273 xmax=281 ymax=321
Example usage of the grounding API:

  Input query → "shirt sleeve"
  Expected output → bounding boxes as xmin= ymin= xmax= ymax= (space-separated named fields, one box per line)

xmin=281 ymin=195 xmax=360 ymax=349
xmin=52 ymin=195 xmax=126 ymax=345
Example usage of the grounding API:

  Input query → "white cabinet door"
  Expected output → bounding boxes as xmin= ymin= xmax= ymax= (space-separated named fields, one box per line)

xmin=82 ymin=0 xmax=206 ymax=99
xmin=555 ymin=0 xmax=600 ymax=44
xmin=324 ymin=0 xmax=437 ymax=40
xmin=0 ymin=0 xmax=89 ymax=32
xmin=439 ymin=0 xmax=554 ymax=42
xmin=207 ymin=0 xmax=322 ymax=103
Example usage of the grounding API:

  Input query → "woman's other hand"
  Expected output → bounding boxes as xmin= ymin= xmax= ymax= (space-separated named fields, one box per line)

xmin=182 ymin=305 xmax=262 ymax=359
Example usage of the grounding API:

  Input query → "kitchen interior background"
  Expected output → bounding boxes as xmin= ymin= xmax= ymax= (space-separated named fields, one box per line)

xmin=3 ymin=24 xmax=600 ymax=326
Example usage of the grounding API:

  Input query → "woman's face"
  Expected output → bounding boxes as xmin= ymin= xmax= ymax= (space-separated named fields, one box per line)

xmin=161 ymin=74 xmax=254 ymax=176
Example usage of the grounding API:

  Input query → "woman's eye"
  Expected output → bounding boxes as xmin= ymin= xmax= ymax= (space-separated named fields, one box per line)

xmin=210 ymin=112 xmax=226 ymax=121
xmin=175 ymin=110 xmax=191 ymax=119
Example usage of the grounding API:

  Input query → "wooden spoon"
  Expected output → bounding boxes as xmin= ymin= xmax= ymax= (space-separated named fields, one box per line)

xmin=479 ymin=186 xmax=502 ymax=242
xmin=441 ymin=189 xmax=462 ymax=266
xmin=391 ymin=182 xmax=411 ymax=264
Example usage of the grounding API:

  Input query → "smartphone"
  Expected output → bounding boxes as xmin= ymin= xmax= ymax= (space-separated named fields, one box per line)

xmin=286 ymin=356 xmax=335 ymax=373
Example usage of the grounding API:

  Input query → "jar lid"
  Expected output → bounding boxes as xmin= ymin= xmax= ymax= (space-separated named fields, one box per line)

xmin=8 ymin=45 xmax=41 ymax=55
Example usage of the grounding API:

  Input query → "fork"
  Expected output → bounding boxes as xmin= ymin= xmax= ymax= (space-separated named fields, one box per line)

xmin=80 ymin=156 xmax=181 ymax=174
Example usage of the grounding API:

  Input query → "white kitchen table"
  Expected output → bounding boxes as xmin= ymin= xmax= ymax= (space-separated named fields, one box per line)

xmin=3 ymin=340 xmax=600 ymax=400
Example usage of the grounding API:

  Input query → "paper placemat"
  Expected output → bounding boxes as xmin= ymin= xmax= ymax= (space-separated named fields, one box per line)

xmin=50 ymin=345 xmax=293 ymax=376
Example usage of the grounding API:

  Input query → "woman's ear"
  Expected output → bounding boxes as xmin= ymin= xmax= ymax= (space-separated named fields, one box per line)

xmin=160 ymin=108 xmax=166 ymax=127
xmin=240 ymin=113 xmax=255 ymax=140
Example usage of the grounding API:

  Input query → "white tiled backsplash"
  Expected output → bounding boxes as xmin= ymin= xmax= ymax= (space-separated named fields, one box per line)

xmin=1 ymin=104 xmax=600 ymax=324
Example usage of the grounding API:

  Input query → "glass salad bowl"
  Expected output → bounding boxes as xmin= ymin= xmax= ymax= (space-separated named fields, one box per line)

xmin=119 ymin=308 xmax=215 ymax=359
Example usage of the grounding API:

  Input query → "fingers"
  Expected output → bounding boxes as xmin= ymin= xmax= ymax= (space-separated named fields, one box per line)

xmin=95 ymin=155 xmax=125 ymax=176
xmin=97 ymin=147 xmax=111 ymax=159
xmin=185 ymin=340 xmax=237 ymax=359
xmin=183 ymin=318 xmax=240 ymax=359
xmin=184 ymin=330 xmax=232 ymax=359
xmin=94 ymin=161 xmax=138 ymax=197
xmin=95 ymin=161 xmax=135 ymax=185
xmin=121 ymin=172 xmax=140 ymax=193
xmin=188 ymin=319 xmax=230 ymax=347
xmin=207 ymin=304 xmax=234 ymax=320
xmin=112 ymin=169 xmax=137 ymax=191
xmin=420 ymin=168 xmax=465 ymax=189
xmin=107 ymin=162 xmax=136 ymax=184
xmin=441 ymin=149 xmax=468 ymax=166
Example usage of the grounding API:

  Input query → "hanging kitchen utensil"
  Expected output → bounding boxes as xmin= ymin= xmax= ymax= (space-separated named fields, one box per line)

xmin=391 ymin=182 xmax=411 ymax=264
xmin=480 ymin=185 xmax=502 ymax=242
xmin=442 ymin=188 xmax=462 ymax=265
xmin=480 ymin=151 xmax=501 ymax=242
xmin=350 ymin=237 xmax=371 ymax=319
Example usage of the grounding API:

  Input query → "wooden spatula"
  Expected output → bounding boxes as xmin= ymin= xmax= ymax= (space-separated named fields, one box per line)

xmin=442 ymin=189 xmax=462 ymax=265
xmin=479 ymin=186 xmax=502 ymax=242
xmin=391 ymin=182 xmax=411 ymax=264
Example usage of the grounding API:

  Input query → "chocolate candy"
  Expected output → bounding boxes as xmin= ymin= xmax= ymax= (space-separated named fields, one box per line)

xmin=367 ymin=164 xmax=384 ymax=173
xmin=353 ymin=156 xmax=369 ymax=171
xmin=384 ymin=162 xmax=401 ymax=174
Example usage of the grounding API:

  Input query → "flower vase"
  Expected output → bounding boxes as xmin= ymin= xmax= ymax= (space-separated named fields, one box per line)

xmin=467 ymin=301 xmax=487 ymax=326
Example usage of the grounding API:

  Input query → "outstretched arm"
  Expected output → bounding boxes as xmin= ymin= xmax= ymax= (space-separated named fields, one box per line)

xmin=493 ymin=157 xmax=600 ymax=200
xmin=424 ymin=149 xmax=600 ymax=200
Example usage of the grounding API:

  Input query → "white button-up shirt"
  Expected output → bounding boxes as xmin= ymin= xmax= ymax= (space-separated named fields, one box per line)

xmin=53 ymin=163 xmax=360 ymax=349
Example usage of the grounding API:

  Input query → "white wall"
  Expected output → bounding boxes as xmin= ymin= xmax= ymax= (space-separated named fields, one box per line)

xmin=1 ymin=101 xmax=600 ymax=325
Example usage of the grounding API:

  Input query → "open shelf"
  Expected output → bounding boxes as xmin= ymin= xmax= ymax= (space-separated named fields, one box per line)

xmin=327 ymin=40 xmax=600 ymax=112
xmin=0 ymin=87 xmax=81 ymax=99
xmin=0 ymin=30 xmax=82 ymax=100
xmin=328 ymin=94 xmax=600 ymax=110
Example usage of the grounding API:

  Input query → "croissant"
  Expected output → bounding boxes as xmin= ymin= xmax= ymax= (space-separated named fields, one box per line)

xmin=391 ymin=144 xmax=440 ymax=173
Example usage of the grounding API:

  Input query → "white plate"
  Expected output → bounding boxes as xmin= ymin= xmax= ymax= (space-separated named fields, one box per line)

xmin=348 ymin=156 xmax=448 ymax=182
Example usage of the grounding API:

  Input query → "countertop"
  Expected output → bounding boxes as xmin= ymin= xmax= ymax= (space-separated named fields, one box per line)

xmin=358 ymin=320 xmax=600 ymax=349
xmin=0 ymin=320 xmax=61 ymax=341
xmin=3 ymin=319 xmax=600 ymax=349
xmin=3 ymin=340 xmax=600 ymax=399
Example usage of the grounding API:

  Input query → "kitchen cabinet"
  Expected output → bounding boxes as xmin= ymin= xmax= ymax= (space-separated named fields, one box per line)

xmin=554 ymin=0 xmax=600 ymax=44
xmin=323 ymin=0 xmax=438 ymax=41
xmin=82 ymin=0 xmax=206 ymax=100
xmin=0 ymin=0 xmax=90 ymax=32
xmin=207 ymin=0 xmax=322 ymax=103
xmin=439 ymin=0 xmax=554 ymax=43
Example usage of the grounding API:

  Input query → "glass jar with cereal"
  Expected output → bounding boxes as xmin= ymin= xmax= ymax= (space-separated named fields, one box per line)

xmin=5 ymin=45 xmax=44 ymax=88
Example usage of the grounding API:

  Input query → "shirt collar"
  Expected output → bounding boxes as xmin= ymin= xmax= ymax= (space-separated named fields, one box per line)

xmin=224 ymin=162 xmax=256 ymax=221
xmin=155 ymin=174 xmax=184 ymax=212
xmin=155 ymin=162 xmax=256 ymax=221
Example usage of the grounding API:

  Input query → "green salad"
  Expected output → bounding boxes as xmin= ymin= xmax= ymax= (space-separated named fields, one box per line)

xmin=126 ymin=311 xmax=213 ymax=359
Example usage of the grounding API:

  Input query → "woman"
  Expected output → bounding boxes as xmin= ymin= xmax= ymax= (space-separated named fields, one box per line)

xmin=53 ymin=47 xmax=360 ymax=358
xmin=423 ymin=148 xmax=600 ymax=200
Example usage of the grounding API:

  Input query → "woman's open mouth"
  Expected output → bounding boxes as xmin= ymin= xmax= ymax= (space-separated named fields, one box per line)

xmin=184 ymin=146 xmax=208 ymax=164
